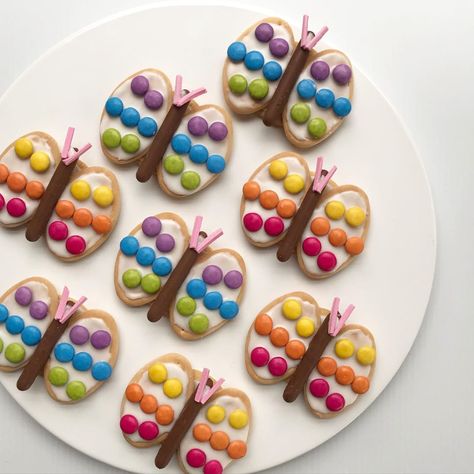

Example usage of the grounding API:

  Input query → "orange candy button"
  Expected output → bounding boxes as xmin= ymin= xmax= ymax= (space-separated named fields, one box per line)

xmin=7 ymin=172 xmax=27 ymax=193
xmin=210 ymin=431 xmax=230 ymax=450
xmin=155 ymin=404 xmax=174 ymax=425
xmin=254 ymin=313 xmax=273 ymax=336
xmin=335 ymin=365 xmax=355 ymax=385
xmin=92 ymin=215 xmax=112 ymax=234
xmin=310 ymin=217 xmax=330 ymax=236
xmin=242 ymin=181 xmax=260 ymax=200
xmin=193 ymin=423 xmax=212 ymax=442
xmin=0 ymin=163 xmax=9 ymax=183
xmin=328 ymin=228 xmax=347 ymax=247
xmin=125 ymin=383 xmax=143 ymax=403
xmin=285 ymin=339 xmax=306 ymax=360
xmin=270 ymin=327 xmax=289 ymax=347
xmin=259 ymin=190 xmax=279 ymax=209
xmin=227 ymin=440 xmax=248 ymax=459
xmin=345 ymin=236 xmax=364 ymax=255
xmin=25 ymin=181 xmax=45 ymax=200
xmin=73 ymin=208 xmax=93 ymax=227
xmin=276 ymin=198 xmax=296 ymax=218
xmin=55 ymin=200 xmax=75 ymax=219
xmin=352 ymin=375 xmax=370 ymax=394
xmin=140 ymin=394 xmax=158 ymax=414
xmin=317 ymin=357 xmax=337 ymax=376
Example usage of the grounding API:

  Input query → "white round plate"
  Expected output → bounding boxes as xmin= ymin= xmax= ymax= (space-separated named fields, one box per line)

xmin=0 ymin=3 xmax=435 ymax=473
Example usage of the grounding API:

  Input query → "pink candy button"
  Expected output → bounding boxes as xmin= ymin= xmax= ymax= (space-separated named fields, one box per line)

xmin=302 ymin=237 xmax=321 ymax=256
xmin=65 ymin=235 xmax=86 ymax=255
xmin=6 ymin=197 xmax=26 ymax=217
xmin=309 ymin=378 xmax=330 ymax=398
xmin=317 ymin=251 xmax=337 ymax=271
xmin=268 ymin=356 xmax=288 ymax=377
xmin=186 ymin=448 xmax=207 ymax=468
xmin=251 ymin=347 xmax=270 ymax=367
xmin=203 ymin=460 xmax=223 ymax=474
xmin=326 ymin=393 xmax=345 ymax=412
xmin=0 ymin=193 xmax=4 ymax=211
xmin=243 ymin=212 xmax=263 ymax=232
xmin=48 ymin=221 xmax=69 ymax=241
xmin=264 ymin=216 xmax=284 ymax=236
xmin=138 ymin=421 xmax=159 ymax=440
xmin=119 ymin=414 xmax=138 ymax=434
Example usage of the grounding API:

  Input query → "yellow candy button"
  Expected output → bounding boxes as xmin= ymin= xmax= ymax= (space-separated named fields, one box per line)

xmin=345 ymin=206 xmax=366 ymax=227
xmin=325 ymin=201 xmax=345 ymax=220
xmin=148 ymin=362 xmax=167 ymax=384
xmin=296 ymin=317 xmax=316 ymax=338
xmin=334 ymin=338 xmax=355 ymax=359
xmin=30 ymin=151 xmax=51 ymax=173
xmin=15 ymin=138 xmax=34 ymax=159
xmin=163 ymin=378 xmax=183 ymax=398
xmin=283 ymin=174 xmax=305 ymax=194
xmin=229 ymin=409 xmax=249 ymax=429
xmin=207 ymin=405 xmax=226 ymax=424
xmin=282 ymin=299 xmax=302 ymax=320
xmin=93 ymin=185 xmax=114 ymax=208
xmin=357 ymin=346 xmax=376 ymax=365
xmin=70 ymin=180 xmax=91 ymax=201
xmin=268 ymin=160 xmax=288 ymax=180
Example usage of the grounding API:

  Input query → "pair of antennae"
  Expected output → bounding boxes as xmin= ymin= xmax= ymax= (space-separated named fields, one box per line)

xmin=301 ymin=14 xmax=329 ymax=51
xmin=173 ymin=75 xmax=207 ymax=108
xmin=54 ymin=287 xmax=87 ymax=324
xmin=328 ymin=297 xmax=355 ymax=336
xmin=61 ymin=127 xmax=91 ymax=165
xmin=189 ymin=216 xmax=223 ymax=253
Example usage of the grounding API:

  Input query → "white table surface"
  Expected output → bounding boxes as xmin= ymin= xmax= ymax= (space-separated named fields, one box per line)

xmin=0 ymin=1 xmax=472 ymax=473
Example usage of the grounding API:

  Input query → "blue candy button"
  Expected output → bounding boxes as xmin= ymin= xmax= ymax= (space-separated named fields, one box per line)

xmin=91 ymin=361 xmax=112 ymax=381
xmin=219 ymin=301 xmax=239 ymax=320
xmin=136 ymin=246 xmax=156 ymax=266
xmin=105 ymin=97 xmax=124 ymax=117
xmin=137 ymin=117 xmax=158 ymax=137
xmin=263 ymin=61 xmax=282 ymax=81
xmin=315 ymin=89 xmax=335 ymax=109
xmin=297 ymin=79 xmax=317 ymax=100
xmin=72 ymin=352 xmax=93 ymax=371
xmin=54 ymin=342 xmax=75 ymax=363
xmin=204 ymin=292 xmax=223 ymax=310
xmin=186 ymin=279 xmax=207 ymax=299
xmin=189 ymin=144 xmax=209 ymax=164
xmin=227 ymin=42 xmax=247 ymax=62
xmin=21 ymin=326 xmax=42 ymax=346
xmin=206 ymin=155 xmax=226 ymax=174
xmin=171 ymin=134 xmax=192 ymax=154
xmin=333 ymin=97 xmax=352 ymax=117
xmin=0 ymin=304 xmax=9 ymax=323
xmin=152 ymin=257 xmax=172 ymax=276
xmin=244 ymin=50 xmax=265 ymax=71
xmin=6 ymin=316 xmax=24 ymax=335
xmin=120 ymin=107 xmax=140 ymax=127
xmin=120 ymin=236 xmax=140 ymax=256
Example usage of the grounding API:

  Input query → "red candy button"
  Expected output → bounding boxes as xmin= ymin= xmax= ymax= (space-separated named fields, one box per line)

xmin=6 ymin=197 xmax=26 ymax=217
xmin=48 ymin=221 xmax=69 ymax=241
xmin=243 ymin=212 xmax=263 ymax=232
xmin=302 ymin=237 xmax=321 ymax=256
xmin=138 ymin=421 xmax=159 ymax=440
xmin=268 ymin=356 xmax=288 ymax=376
xmin=203 ymin=460 xmax=223 ymax=474
xmin=264 ymin=216 xmax=284 ymax=236
xmin=317 ymin=251 xmax=337 ymax=271
xmin=0 ymin=193 xmax=4 ymax=211
xmin=250 ymin=347 xmax=270 ymax=367
xmin=65 ymin=235 xmax=86 ymax=255
xmin=326 ymin=393 xmax=345 ymax=412
xmin=186 ymin=448 xmax=207 ymax=468
xmin=120 ymin=414 xmax=138 ymax=434
xmin=309 ymin=378 xmax=330 ymax=398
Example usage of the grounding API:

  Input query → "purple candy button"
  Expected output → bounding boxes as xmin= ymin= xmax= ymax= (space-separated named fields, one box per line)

xmin=144 ymin=90 xmax=164 ymax=110
xmin=131 ymin=75 xmax=149 ymax=96
xmin=156 ymin=233 xmax=175 ymax=253
xmin=223 ymin=270 xmax=243 ymax=289
xmin=29 ymin=301 xmax=48 ymax=320
xmin=15 ymin=286 xmax=32 ymax=306
xmin=269 ymin=38 xmax=289 ymax=58
xmin=142 ymin=216 xmax=162 ymax=237
xmin=310 ymin=61 xmax=330 ymax=81
xmin=332 ymin=64 xmax=352 ymax=85
xmin=202 ymin=265 xmax=223 ymax=285
xmin=69 ymin=325 xmax=90 ymax=345
xmin=187 ymin=116 xmax=208 ymax=137
xmin=91 ymin=330 xmax=112 ymax=350
xmin=208 ymin=122 xmax=228 ymax=141
xmin=255 ymin=22 xmax=274 ymax=42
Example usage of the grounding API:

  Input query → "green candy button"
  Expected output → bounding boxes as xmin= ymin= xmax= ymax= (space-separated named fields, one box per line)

xmin=164 ymin=154 xmax=184 ymax=175
xmin=181 ymin=171 xmax=201 ymax=190
xmin=121 ymin=134 xmax=141 ymax=154
xmin=290 ymin=103 xmax=311 ymax=124
xmin=307 ymin=117 xmax=327 ymax=139
xmin=102 ymin=128 xmax=121 ymax=149
xmin=228 ymin=74 xmax=248 ymax=95
xmin=66 ymin=381 xmax=87 ymax=400
xmin=188 ymin=313 xmax=209 ymax=334
xmin=248 ymin=78 xmax=269 ymax=100
xmin=176 ymin=296 xmax=196 ymax=316
xmin=0 ymin=337 xmax=3 ymax=354
xmin=122 ymin=269 xmax=142 ymax=289
xmin=5 ymin=343 xmax=25 ymax=363
xmin=48 ymin=366 xmax=69 ymax=386
xmin=141 ymin=274 xmax=161 ymax=294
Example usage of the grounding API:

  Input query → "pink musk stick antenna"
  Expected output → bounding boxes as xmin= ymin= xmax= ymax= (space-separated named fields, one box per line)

xmin=301 ymin=14 xmax=329 ymax=51
xmin=173 ymin=75 xmax=207 ymax=107
xmin=195 ymin=368 xmax=225 ymax=404
xmin=328 ymin=297 xmax=355 ymax=336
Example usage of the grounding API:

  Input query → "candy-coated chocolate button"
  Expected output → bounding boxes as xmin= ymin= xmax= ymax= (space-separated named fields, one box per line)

xmin=325 ymin=201 xmax=345 ymax=220
xmin=250 ymin=346 xmax=269 ymax=367
xmin=138 ymin=421 xmax=159 ymax=440
xmin=186 ymin=279 xmax=207 ymax=299
xmin=326 ymin=393 xmax=345 ymax=412
xmin=203 ymin=291 xmax=222 ymax=310
xmin=6 ymin=197 xmax=26 ymax=217
xmin=328 ymin=228 xmax=347 ymax=246
xmin=264 ymin=216 xmax=284 ymax=236
xmin=345 ymin=206 xmax=366 ymax=227
xmin=188 ymin=116 xmax=209 ymax=136
xmin=189 ymin=313 xmax=209 ymax=334
xmin=248 ymin=78 xmax=269 ymax=100
xmin=54 ymin=342 xmax=75 ymax=362
xmin=193 ymin=423 xmax=212 ymax=442
xmin=14 ymin=137 xmax=34 ymax=159
xmin=121 ymin=134 xmax=140 ymax=153
xmin=140 ymin=394 xmax=158 ymax=413
xmin=131 ymin=75 xmax=149 ymax=95
xmin=210 ymin=431 xmax=230 ymax=450
xmin=290 ymin=103 xmax=311 ymax=124
xmin=302 ymin=237 xmax=321 ymax=256
xmin=310 ymin=217 xmax=330 ymax=236
xmin=66 ymin=380 xmax=86 ymax=400
xmin=333 ymin=97 xmax=352 ymax=117
xmin=176 ymin=296 xmax=197 ymax=316
xmin=181 ymin=171 xmax=201 ymax=191
xmin=105 ymin=97 xmax=123 ymax=116
xmin=65 ymin=235 xmax=86 ymax=255
xmin=120 ymin=236 xmax=139 ymax=256
xmin=48 ymin=366 xmax=69 ymax=386
xmin=345 ymin=236 xmax=364 ymax=255
xmin=283 ymin=174 xmax=305 ymax=194
xmin=276 ymin=199 xmax=296 ymax=218
xmin=244 ymin=50 xmax=264 ymax=70
xmin=269 ymin=37 xmax=289 ymax=57
xmin=270 ymin=327 xmax=289 ymax=347
xmin=73 ymin=208 xmax=93 ymax=227
xmin=269 ymin=159 xmax=288 ymax=180
xmin=102 ymin=128 xmax=121 ymax=149
xmin=5 ymin=343 xmax=25 ymax=363
xmin=352 ymin=376 xmax=370 ymax=394
xmin=207 ymin=405 xmax=225 ymax=424
xmin=55 ymin=200 xmax=75 ymax=219
xmin=25 ymin=181 xmax=45 ymax=200
xmin=242 ymin=181 xmax=260 ymax=200
xmin=48 ymin=221 xmax=68 ymax=241
xmin=0 ymin=163 xmax=9 ymax=183
xmin=93 ymin=186 xmax=114 ymax=208
xmin=29 ymin=301 xmax=48 ymax=320
xmin=263 ymin=61 xmax=282 ymax=81
xmin=21 ymin=326 xmax=41 ymax=346
xmin=285 ymin=339 xmax=305 ymax=360
xmin=125 ymin=383 xmax=144 ymax=402
xmin=152 ymin=256 xmax=172 ymax=276
xmin=15 ymin=286 xmax=32 ymax=306
xmin=254 ymin=314 xmax=273 ymax=335
xmin=30 ymin=151 xmax=50 ymax=173
xmin=227 ymin=41 xmax=247 ymax=62
xmin=91 ymin=362 xmax=112 ymax=381
xmin=335 ymin=365 xmax=355 ymax=385
xmin=228 ymin=74 xmax=248 ymax=95
xmin=203 ymin=460 xmax=223 ymax=474
xmin=92 ymin=215 xmax=112 ymax=234
xmin=155 ymin=405 xmax=174 ymax=425
xmin=307 ymin=118 xmax=327 ymax=139
xmin=148 ymin=362 xmax=168 ymax=383
xmin=227 ymin=440 xmax=247 ymax=459
xmin=163 ymin=154 xmax=184 ymax=175
xmin=70 ymin=180 xmax=91 ymax=201
xmin=7 ymin=172 xmax=27 ymax=193
xmin=187 ymin=448 xmax=207 ymax=468
xmin=356 ymin=346 xmax=376 ymax=365
xmin=282 ymin=298 xmax=302 ymax=320
xmin=296 ymin=317 xmax=316 ymax=337
xmin=259 ymin=190 xmax=279 ymax=209
xmin=6 ymin=315 xmax=24 ymax=334
xmin=317 ymin=251 xmax=337 ymax=272
xmin=120 ymin=414 xmax=139 ymax=434
xmin=121 ymin=107 xmax=140 ymax=127
xmin=310 ymin=60 xmax=330 ymax=81
xmin=229 ymin=409 xmax=248 ymax=429
xmin=144 ymin=90 xmax=164 ymax=110
xmin=208 ymin=122 xmax=228 ymax=142
xmin=141 ymin=274 xmax=161 ymax=294
xmin=317 ymin=357 xmax=337 ymax=376
xmin=219 ymin=301 xmax=239 ymax=320
xmin=333 ymin=64 xmax=352 ymax=85
xmin=255 ymin=22 xmax=274 ymax=42
xmin=309 ymin=378 xmax=330 ymax=398
xmin=163 ymin=378 xmax=183 ymax=398
xmin=0 ymin=193 xmax=4 ymax=211
xmin=315 ymin=89 xmax=335 ymax=109
xmin=297 ymin=79 xmax=317 ymax=99
xmin=334 ymin=338 xmax=355 ymax=359
xmin=268 ymin=356 xmax=287 ymax=376
xmin=243 ymin=212 xmax=263 ymax=232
